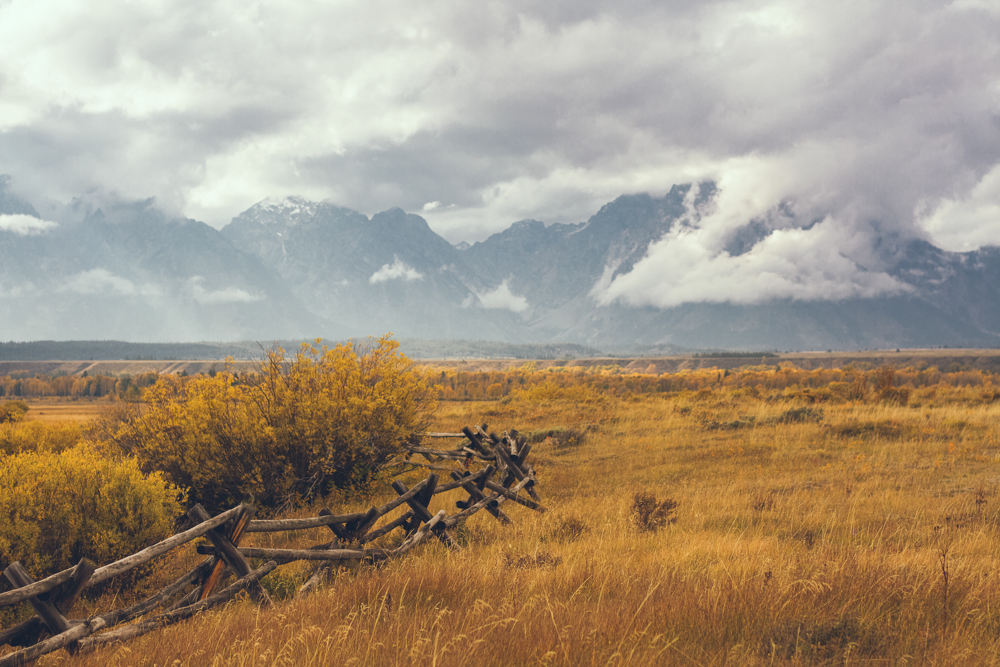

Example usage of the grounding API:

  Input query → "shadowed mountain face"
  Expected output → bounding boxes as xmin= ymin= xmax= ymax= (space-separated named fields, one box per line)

xmin=2 ymin=175 xmax=998 ymax=350
xmin=222 ymin=200 xmax=524 ymax=340
xmin=0 ymin=186 xmax=328 ymax=342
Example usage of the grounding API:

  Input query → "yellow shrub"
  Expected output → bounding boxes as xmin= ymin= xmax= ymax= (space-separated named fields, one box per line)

xmin=97 ymin=336 xmax=434 ymax=513
xmin=0 ymin=421 xmax=83 ymax=455
xmin=0 ymin=447 xmax=182 ymax=578
xmin=0 ymin=400 xmax=28 ymax=424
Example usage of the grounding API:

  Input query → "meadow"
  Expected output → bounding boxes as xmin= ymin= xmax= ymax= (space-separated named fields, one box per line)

xmin=5 ymin=362 xmax=1000 ymax=665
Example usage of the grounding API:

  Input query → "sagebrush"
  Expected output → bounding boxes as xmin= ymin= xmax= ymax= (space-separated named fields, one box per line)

xmin=95 ymin=336 xmax=434 ymax=512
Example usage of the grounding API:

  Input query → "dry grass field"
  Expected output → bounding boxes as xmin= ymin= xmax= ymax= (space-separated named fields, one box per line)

xmin=21 ymin=400 xmax=107 ymax=424
xmin=10 ymin=375 xmax=1000 ymax=666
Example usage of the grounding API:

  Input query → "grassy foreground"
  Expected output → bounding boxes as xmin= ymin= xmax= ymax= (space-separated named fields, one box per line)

xmin=24 ymin=385 xmax=1000 ymax=666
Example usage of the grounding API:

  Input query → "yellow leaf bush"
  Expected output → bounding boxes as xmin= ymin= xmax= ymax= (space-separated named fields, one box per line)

xmin=0 ymin=420 xmax=83 ymax=456
xmin=0 ymin=447 xmax=182 ymax=578
xmin=97 ymin=336 xmax=434 ymax=513
xmin=0 ymin=400 xmax=28 ymax=424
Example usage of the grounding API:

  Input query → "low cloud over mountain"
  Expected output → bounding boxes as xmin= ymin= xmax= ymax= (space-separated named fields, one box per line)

xmin=2 ymin=175 xmax=996 ymax=351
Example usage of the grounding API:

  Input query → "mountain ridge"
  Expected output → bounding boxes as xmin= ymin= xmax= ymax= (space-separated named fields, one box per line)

xmin=2 ymin=175 xmax=998 ymax=350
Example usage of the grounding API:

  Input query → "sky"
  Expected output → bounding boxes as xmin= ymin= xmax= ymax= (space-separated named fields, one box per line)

xmin=1 ymin=0 xmax=998 ymax=306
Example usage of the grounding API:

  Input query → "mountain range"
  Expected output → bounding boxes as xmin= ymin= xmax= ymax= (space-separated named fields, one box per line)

xmin=1 ymin=175 xmax=998 ymax=352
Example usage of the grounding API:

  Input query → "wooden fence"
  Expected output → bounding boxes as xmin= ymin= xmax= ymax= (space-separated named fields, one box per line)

xmin=0 ymin=425 xmax=542 ymax=666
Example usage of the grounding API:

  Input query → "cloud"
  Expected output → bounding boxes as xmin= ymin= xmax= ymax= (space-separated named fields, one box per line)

xmin=0 ymin=0 xmax=996 ymax=269
xmin=187 ymin=277 xmax=261 ymax=304
xmin=369 ymin=258 xmax=424 ymax=284
xmin=474 ymin=278 xmax=529 ymax=313
xmin=917 ymin=164 xmax=1000 ymax=251
xmin=0 ymin=213 xmax=56 ymax=235
xmin=58 ymin=269 xmax=161 ymax=296
xmin=592 ymin=215 xmax=910 ymax=308
xmin=0 ymin=281 xmax=28 ymax=298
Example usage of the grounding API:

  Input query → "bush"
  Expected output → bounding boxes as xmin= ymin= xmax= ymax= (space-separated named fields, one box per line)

xmin=0 ymin=421 xmax=83 ymax=455
xmin=527 ymin=427 xmax=586 ymax=449
xmin=770 ymin=406 xmax=824 ymax=424
xmin=629 ymin=491 xmax=678 ymax=532
xmin=96 ymin=336 xmax=434 ymax=513
xmin=0 ymin=400 xmax=28 ymax=424
xmin=0 ymin=447 xmax=182 ymax=579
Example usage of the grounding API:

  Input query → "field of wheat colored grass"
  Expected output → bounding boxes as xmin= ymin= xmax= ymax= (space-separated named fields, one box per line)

xmin=24 ymin=371 xmax=1000 ymax=666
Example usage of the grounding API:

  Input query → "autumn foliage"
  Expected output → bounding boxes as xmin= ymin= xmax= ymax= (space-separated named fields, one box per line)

xmin=95 ymin=336 xmax=433 ymax=513
xmin=0 ymin=447 xmax=181 ymax=579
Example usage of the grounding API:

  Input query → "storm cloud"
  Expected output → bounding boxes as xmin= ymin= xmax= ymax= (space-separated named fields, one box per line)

xmin=1 ymin=0 xmax=998 ymax=308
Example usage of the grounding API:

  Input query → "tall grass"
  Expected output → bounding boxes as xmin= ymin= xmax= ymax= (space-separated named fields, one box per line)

xmin=19 ymin=384 xmax=1000 ymax=665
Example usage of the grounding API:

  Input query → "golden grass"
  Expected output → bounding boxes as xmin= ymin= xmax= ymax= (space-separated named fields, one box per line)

xmin=21 ymin=400 xmax=107 ymax=424
xmin=19 ymin=387 xmax=1000 ymax=666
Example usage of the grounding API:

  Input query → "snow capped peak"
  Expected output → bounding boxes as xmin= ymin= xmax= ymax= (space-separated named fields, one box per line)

xmin=243 ymin=196 xmax=320 ymax=227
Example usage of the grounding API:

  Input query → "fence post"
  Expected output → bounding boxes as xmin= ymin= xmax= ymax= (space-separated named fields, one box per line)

xmin=188 ymin=505 xmax=272 ymax=607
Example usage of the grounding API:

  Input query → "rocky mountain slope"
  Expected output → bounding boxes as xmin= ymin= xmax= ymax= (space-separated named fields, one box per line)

xmin=0 ymin=189 xmax=327 ymax=341
xmin=2 ymin=175 xmax=998 ymax=350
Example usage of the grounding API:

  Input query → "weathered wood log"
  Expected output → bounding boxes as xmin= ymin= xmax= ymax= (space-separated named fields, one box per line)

xmin=0 ymin=568 xmax=74 ymax=609
xmin=426 ymin=433 xmax=467 ymax=438
xmin=167 ymin=586 xmax=201 ymax=612
xmin=373 ymin=478 xmax=428 ymax=516
xmin=73 ymin=561 xmax=277 ymax=654
xmin=0 ymin=619 xmax=39 ymax=648
xmin=461 ymin=426 xmax=493 ymax=457
xmin=87 ymin=504 xmax=242 ymax=587
xmin=199 ymin=505 xmax=253 ymax=600
xmin=450 ymin=470 xmax=510 ymax=524
xmin=401 ymin=461 xmax=458 ymax=472
xmin=0 ymin=558 xmax=97 ymax=648
xmin=483 ymin=479 xmax=547 ymax=512
xmin=294 ymin=521 xmax=343 ymax=597
xmin=4 ymin=563 xmax=71 ymax=637
xmin=350 ymin=506 xmax=381 ymax=540
xmin=54 ymin=557 xmax=214 ymax=652
xmin=316 ymin=507 xmax=351 ymax=540
xmin=0 ymin=615 xmax=98 ymax=666
xmin=403 ymin=446 xmax=470 ymax=460
xmin=391 ymin=477 xmax=460 ymax=550
xmin=392 ymin=511 xmax=447 ymax=556
xmin=0 ymin=559 xmax=195 ymax=646
xmin=443 ymin=490 xmax=504 ymax=528
xmin=493 ymin=444 xmax=541 ymax=501
xmin=406 ymin=474 xmax=438 ymax=531
xmin=116 ymin=559 xmax=212 ymax=621
xmin=51 ymin=559 xmax=96 ymax=615
xmin=197 ymin=545 xmax=391 ymax=562
xmin=244 ymin=511 xmax=365 ymax=533
xmin=391 ymin=480 xmax=434 ymax=524
xmin=359 ymin=511 xmax=413 ymax=543
xmin=187 ymin=505 xmax=272 ymax=607
xmin=0 ymin=558 xmax=100 ymax=654
xmin=297 ymin=569 xmax=326 ymax=597
xmin=430 ymin=466 xmax=493 ymax=495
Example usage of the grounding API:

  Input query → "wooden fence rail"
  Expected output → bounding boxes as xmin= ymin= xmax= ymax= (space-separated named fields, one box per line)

xmin=0 ymin=424 xmax=544 ymax=666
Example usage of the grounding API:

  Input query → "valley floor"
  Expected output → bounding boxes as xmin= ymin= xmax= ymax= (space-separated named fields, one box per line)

xmin=17 ymin=385 xmax=1000 ymax=666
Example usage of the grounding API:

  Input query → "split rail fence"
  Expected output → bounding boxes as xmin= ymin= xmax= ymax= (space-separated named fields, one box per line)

xmin=0 ymin=424 xmax=542 ymax=666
